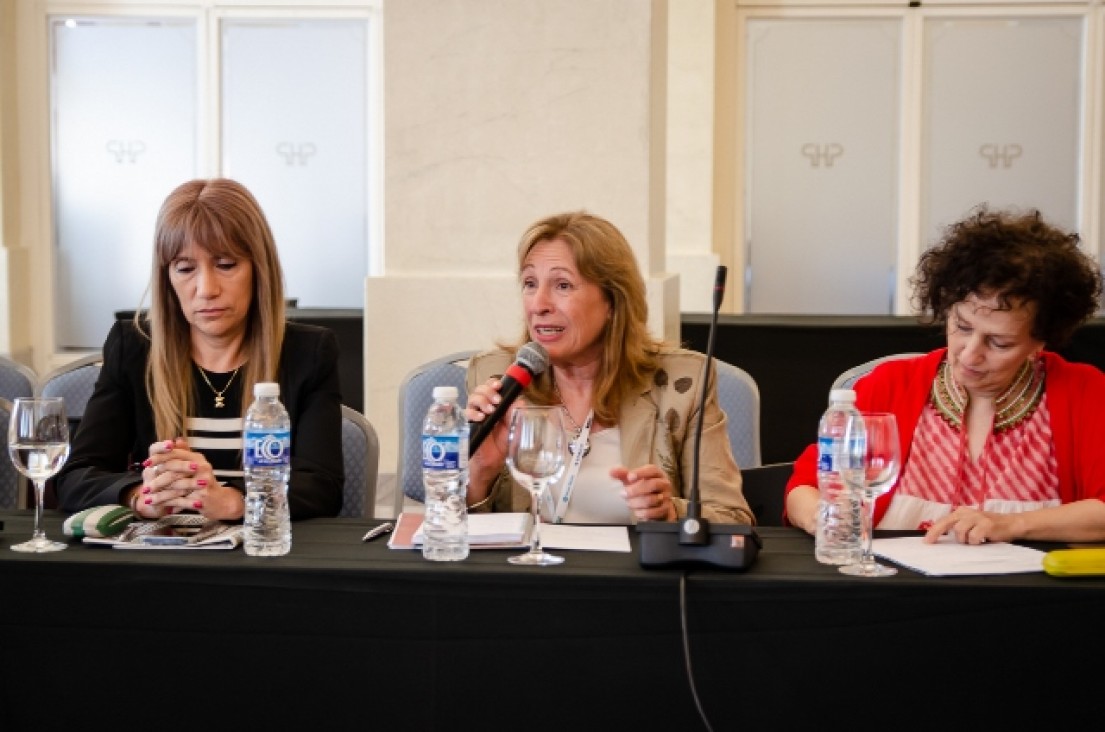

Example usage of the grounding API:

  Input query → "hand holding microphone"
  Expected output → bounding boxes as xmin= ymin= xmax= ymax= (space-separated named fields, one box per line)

xmin=465 ymin=343 xmax=549 ymax=509
xmin=467 ymin=342 xmax=549 ymax=457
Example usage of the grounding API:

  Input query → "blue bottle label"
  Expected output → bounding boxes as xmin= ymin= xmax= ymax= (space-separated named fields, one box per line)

xmin=817 ymin=435 xmax=836 ymax=471
xmin=423 ymin=434 xmax=464 ymax=470
xmin=244 ymin=429 xmax=291 ymax=468
xmin=818 ymin=434 xmax=866 ymax=472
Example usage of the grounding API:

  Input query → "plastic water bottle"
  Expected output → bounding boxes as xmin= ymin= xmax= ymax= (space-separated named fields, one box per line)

xmin=243 ymin=382 xmax=292 ymax=556
xmin=815 ymin=388 xmax=862 ymax=565
xmin=421 ymin=386 xmax=469 ymax=561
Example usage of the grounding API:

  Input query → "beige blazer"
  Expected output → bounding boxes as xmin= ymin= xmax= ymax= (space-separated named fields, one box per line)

xmin=466 ymin=348 xmax=754 ymax=525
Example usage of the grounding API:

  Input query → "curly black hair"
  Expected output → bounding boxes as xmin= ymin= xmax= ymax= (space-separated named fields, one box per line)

xmin=911 ymin=206 xmax=1103 ymax=348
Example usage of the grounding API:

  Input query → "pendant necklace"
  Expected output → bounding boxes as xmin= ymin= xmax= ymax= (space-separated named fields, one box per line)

xmin=553 ymin=380 xmax=591 ymax=457
xmin=197 ymin=364 xmax=242 ymax=409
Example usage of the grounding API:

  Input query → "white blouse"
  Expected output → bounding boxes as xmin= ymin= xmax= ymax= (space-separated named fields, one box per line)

xmin=542 ymin=426 xmax=631 ymax=525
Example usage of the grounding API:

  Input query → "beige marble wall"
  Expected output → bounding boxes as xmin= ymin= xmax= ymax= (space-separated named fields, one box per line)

xmin=666 ymin=0 xmax=718 ymax=313
xmin=367 ymin=0 xmax=679 ymax=475
xmin=0 ymin=0 xmax=15 ymax=356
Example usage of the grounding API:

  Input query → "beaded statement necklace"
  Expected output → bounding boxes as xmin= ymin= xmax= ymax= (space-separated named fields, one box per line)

xmin=552 ymin=380 xmax=591 ymax=457
xmin=931 ymin=357 xmax=1045 ymax=432
xmin=197 ymin=365 xmax=242 ymax=409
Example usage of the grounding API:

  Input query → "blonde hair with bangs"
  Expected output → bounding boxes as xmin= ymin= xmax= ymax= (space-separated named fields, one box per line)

xmin=140 ymin=178 xmax=285 ymax=439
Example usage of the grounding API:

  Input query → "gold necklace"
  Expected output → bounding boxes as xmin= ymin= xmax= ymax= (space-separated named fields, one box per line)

xmin=552 ymin=380 xmax=591 ymax=457
xmin=931 ymin=358 xmax=1044 ymax=432
xmin=197 ymin=364 xmax=242 ymax=409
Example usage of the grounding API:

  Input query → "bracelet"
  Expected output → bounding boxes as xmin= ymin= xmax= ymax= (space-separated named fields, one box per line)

xmin=468 ymin=493 xmax=493 ymax=511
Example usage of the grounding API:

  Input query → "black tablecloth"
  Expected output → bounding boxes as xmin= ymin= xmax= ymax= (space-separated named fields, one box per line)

xmin=2 ymin=511 xmax=1103 ymax=730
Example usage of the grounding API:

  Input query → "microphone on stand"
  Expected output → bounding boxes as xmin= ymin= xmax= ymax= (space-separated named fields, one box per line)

xmin=637 ymin=266 xmax=762 ymax=570
xmin=468 ymin=342 xmax=549 ymax=456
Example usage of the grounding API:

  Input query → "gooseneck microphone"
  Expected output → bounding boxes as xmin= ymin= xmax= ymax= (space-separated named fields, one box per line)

xmin=468 ymin=342 xmax=549 ymax=456
xmin=637 ymin=265 xmax=762 ymax=570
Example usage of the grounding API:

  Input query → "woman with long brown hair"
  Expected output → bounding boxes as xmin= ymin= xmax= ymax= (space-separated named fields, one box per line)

xmin=56 ymin=178 xmax=343 ymax=520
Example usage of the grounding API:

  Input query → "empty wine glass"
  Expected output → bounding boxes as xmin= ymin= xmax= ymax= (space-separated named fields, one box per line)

xmin=8 ymin=397 xmax=71 ymax=553
xmin=505 ymin=406 xmax=567 ymax=566
xmin=839 ymin=411 xmax=901 ymax=577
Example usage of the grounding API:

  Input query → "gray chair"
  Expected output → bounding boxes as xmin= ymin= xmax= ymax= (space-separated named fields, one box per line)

xmin=339 ymin=404 xmax=379 ymax=519
xmin=739 ymin=461 xmax=793 ymax=527
xmin=715 ymin=358 xmax=762 ymax=469
xmin=831 ymin=352 xmax=924 ymax=391
xmin=0 ymin=355 xmax=37 ymax=401
xmin=0 ymin=358 xmax=37 ymax=507
xmin=394 ymin=350 xmax=476 ymax=516
xmin=0 ymin=397 xmax=23 ymax=509
xmin=37 ymin=352 xmax=104 ymax=428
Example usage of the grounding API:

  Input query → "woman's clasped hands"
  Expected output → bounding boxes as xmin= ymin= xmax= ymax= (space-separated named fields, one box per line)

xmin=134 ymin=437 xmax=244 ymax=521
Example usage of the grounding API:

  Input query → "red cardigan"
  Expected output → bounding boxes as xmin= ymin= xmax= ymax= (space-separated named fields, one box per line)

xmin=784 ymin=348 xmax=1105 ymax=527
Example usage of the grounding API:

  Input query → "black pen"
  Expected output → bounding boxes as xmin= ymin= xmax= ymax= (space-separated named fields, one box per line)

xmin=361 ymin=522 xmax=394 ymax=542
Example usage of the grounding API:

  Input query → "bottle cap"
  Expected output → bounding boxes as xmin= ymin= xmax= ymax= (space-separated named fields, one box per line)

xmin=829 ymin=388 xmax=857 ymax=404
xmin=433 ymin=386 xmax=459 ymax=400
xmin=254 ymin=382 xmax=280 ymax=398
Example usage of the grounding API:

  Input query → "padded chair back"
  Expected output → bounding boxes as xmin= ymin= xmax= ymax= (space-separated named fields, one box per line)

xmin=0 ymin=397 xmax=23 ymax=509
xmin=831 ymin=352 xmax=924 ymax=391
xmin=395 ymin=350 xmax=475 ymax=515
xmin=37 ymin=353 xmax=104 ymax=425
xmin=0 ymin=355 xmax=37 ymax=401
xmin=339 ymin=405 xmax=379 ymax=519
xmin=740 ymin=461 xmax=794 ymax=527
xmin=715 ymin=358 xmax=762 ymax=469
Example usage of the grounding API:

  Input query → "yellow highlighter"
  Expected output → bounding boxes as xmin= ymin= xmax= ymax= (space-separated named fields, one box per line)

xmin=1042 ymin=547 xmax=1105 ymax=577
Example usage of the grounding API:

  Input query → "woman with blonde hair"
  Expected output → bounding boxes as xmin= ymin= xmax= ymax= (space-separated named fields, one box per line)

xmin=465 ymin=211 xmax=752 ymax=525
xmin=56 ymin=178 xmax=343 ymax=520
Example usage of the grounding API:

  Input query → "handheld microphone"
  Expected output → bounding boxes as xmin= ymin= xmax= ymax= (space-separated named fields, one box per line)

xmin=468 ymin=342 xmax=549 ymax=456
xmin=637 ymin=266 xmax=762 ymax=570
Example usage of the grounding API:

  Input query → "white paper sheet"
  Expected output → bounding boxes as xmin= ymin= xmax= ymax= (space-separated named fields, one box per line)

xmin=412 ymin=512 xmax=532 ymax=545
xmin=538 ymin=524 xmax=631 ymax=553
xmin=872 ymin=535 xmax=1046 ymax=576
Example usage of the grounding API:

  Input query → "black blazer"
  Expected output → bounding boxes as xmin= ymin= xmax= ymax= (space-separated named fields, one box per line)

xmin=55 ymin=320 xmax=344 ymax=520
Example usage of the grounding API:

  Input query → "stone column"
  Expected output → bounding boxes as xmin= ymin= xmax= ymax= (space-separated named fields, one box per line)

xmin=367 ymin=0 xmax=678 ymax=489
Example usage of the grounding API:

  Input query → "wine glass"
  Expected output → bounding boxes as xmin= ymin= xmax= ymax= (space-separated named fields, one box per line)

xmin=505 ymin=406 xmax=567 ymax=566
xmin=838 ymin=411 xmax=901 ymax=577
xmin=8 ymin=397 xmax=71 ymax=553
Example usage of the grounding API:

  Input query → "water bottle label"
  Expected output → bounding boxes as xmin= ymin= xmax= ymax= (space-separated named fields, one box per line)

xmin=244 ymin=429 xmax=291 ymax=468
xmin=423 ymin=434 xmax=465 ymax=470
xmin=817 ymin=435 xmax=836 ymax=471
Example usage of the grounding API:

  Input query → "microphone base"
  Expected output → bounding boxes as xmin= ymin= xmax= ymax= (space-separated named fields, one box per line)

xmin=637 ymin=520 xmax=762 ymax=571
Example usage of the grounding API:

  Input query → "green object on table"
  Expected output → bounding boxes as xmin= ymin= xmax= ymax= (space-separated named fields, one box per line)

xmin=62 ymin=505 xmax=136 ymax=538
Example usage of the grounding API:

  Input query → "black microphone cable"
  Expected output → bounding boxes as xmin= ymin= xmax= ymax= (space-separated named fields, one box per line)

xmin=679 ymin=571 xmax=716 ymax=732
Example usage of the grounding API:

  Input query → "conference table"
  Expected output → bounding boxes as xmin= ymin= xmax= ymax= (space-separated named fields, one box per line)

xmin=2 ymin=510 xmax=1103 ymax=731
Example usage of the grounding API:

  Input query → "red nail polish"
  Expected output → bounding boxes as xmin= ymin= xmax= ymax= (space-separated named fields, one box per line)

xmin=193 ymin=501 xmax=203 ymax=509
xmin=141 ymin=486 xmax=151 ymax=494
xmin=144 ymin=497 xmax=152 ymax=505
xmin=164 ymin=440 xmax=174 ymax=449
xmin=189 ymin=462 xmax=198 ymax=471
xmin=196 ymin=478 xmax=208 ymax=487
xmin=142 ymin=458 xmax=152 ymax=467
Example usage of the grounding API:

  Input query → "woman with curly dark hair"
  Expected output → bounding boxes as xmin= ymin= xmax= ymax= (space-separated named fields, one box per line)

xmin=785 ymin=206 xmax=1105 ymax=544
